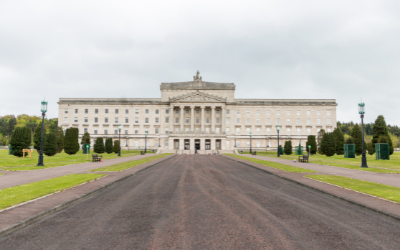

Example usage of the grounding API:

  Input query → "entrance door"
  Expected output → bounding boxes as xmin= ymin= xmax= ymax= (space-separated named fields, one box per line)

xmin=195 ymin=139 xmax=200 ymax=150
xmin=174 ymin=140 xmax=179 ymax=149
xmin=184 ymin=140 xmax=190 ymax=150
xmin=205 ymin=140 xmax=211 ymax=150
xmin=216 ymin=140 xmax=221 ymax=150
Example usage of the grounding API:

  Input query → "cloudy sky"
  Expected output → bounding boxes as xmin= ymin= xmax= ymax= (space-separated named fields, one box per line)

xmin=1 ymin=0 xmax=399 ymax=125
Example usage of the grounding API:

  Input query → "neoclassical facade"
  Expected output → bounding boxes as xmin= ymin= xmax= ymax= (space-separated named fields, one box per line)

xmin=58 ymin=71 xmax=337 ymax=152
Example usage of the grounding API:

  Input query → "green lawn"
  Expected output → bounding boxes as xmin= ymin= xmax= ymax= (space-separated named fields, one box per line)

xmin=91 ymin=153 xmax=172 ymax=172
xmin=307 ymin=175 xmax=400 ymax=204
xmin=0 ymin=150 xmax=143 ymax=171
xmin=240 ymin=151 xmax=400 ymax=172
xmin=0 ymin=174 xmax=105 ymax=210
xmin=225 ymin=154 xmax=317 ymax=173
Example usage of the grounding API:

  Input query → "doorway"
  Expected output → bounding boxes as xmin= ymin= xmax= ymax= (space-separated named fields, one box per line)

xmin=216 ymin=139 xmax=221 ymax=150
xmin=184 ymin=139 xmax=190 ymax=150
xmin=195 ymin=139 xmax=200 ymax=150
xmin=205 ymin=139 xmax=211 ymax=150
xmin=174 ymin=139 xmax=179 ymax=149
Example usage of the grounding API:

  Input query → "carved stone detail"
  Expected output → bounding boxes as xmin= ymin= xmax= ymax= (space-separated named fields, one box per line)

xmin=169 ymin=91 xmax=227 ymax=102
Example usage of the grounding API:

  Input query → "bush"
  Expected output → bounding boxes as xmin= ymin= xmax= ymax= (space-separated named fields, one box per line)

xmin=43 ymin=133 xmax=57 ymax=156
xmin=306 ymin=135 xmax=317 ymax=154
xmin=33 ymin=126 xmax=43 ymax=152
xmin=367 ymin=142 xmax=375 ymax=155
xmin=10 ymin=127 xmax=31 ymax=157
xmin=351 ymin=124 xmax=363 ymax=156
xmin=94 ymin=137 xmax=105 ymax=154
xmin=113 ymin=140 xmax=120 ymax=154
xmin=317 ymin=129 xmax=325 ymax=155
xmin=333 ymin=127 xmax=345 ymax=155
xmin=105 ymin=138 xmax=113 ymax=154
xmin=321 ymin=133 xmax=335 ymax=157
xmin=284 ymin=140 xmax=292 ymax=155
xmin=64 ymin=128 xmax=79 ymax=155
xmin=372 ymin=115 xmax=394 ymax=155
xmin=55 ymin=127 xmax=64 ymax=153
xmin=81 ymin=132 xmax=91 ymax=145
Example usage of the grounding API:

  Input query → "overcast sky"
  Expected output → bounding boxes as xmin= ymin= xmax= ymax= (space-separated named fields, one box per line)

xmin=1 ymin=0 xmax=399 ymax=125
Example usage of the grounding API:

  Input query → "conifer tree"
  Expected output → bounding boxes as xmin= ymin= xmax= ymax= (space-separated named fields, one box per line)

xmin=43 ymin=133 xmax=57 ymax=156
xmin=367 ymin=142 xmax=375 ymax=155
xmin=105 ymin=138 xmax=113 ymax=154
xmin=372 ymin=115 xmax=394 ymax=155
xmin=64 ymin=127 xmax=79 ymax=155
xmin=33 ymin=126 xmax=43 ymax=152
xmin=317 ymin=129 xmax=326 ymax=155
xmin=306 ymin=135 xmax=317 ymax=154
xmin=321 ymin=133 xmax=335 ymax=157
xmin=345 ymin=137 xmax=353 ymax=144
xmin=81 ymin=132 xmax=91 ymax=145
xmin=10 ymin=127 xmax=31 ymax=157
xmin=351 ymin=124 xmax=363 ymax=156
xmin=55 ymin=127 xmax=64 ymax=153
xmin=94 ymin=137 xmax=105 ymax=154
xmin=113 ymin=140 xmax=120 ymax=154
xmin=333 ymin=127 xmax=345 ymax=155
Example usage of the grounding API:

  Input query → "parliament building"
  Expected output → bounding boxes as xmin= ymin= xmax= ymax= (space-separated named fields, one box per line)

xmin=58 ymin=71 xmax=337 ymax=153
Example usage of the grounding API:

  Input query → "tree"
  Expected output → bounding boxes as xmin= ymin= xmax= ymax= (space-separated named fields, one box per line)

xmin=305 ymin=135 xmax=317 ymax=154
xmin=332 ymin=127 xmax=345 ymax=155
xmin=321 ymin=133 xmax=335 ymax=157
xmin=113 ymin=140 xmax=120 ymax=154
xmin=367 ymin=142 xmax=375 ymax=155
xmin=345 ymin=137 xmax=353 ymax=144
xmin=33 ymin=126 xmax=43 ymax=152
xmin=10 ymin=127 xmax=31 ymax=157
xmin=43 ymin=133 xmax=57 ymax=156
xmin=105 ymin=138 xmax=113 ymax=154
xmin=55 ymin=127 xmax=64 ymax=153
xmin=81 ymin=132 xmax=91 ymax=145
xmin=94 ymin=137 xmax=105 ymax=153
xmin=351 ymin=124 xmax=363 ymax=156
xmin=317 ymin=129 xmax=326 ymax=155
xmin=64 ymin=127 xmax=80 ymax=155
xmin=283 ymin=140 xmax=293 ymax=155
xmin=372 ymin=115 xmax=394 ymax=155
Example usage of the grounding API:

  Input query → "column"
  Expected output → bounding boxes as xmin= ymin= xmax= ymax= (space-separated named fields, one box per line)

xmin=190 ymin=138 xmax=195 ymax=151
xmin=180 ymin=106 xmax=184 ymax=133
xmin=190 ymin=106 xmax=195 ymax=132
xmin=222 ymin=107 xmax=226 ymax=134
xmin=169 ymin=106 xmax=173 ymax=134
xmin=211 ymin=138 xmax=215 ymax=150
xmin=201 ymin=106 xmax=205 ymax=132
xmin=211 ymin=106 xmax=215 ymax=133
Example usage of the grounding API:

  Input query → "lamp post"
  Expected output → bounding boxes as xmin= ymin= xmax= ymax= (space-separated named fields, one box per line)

xmin=250 ymin=132 xmax=252 ymax=154
xmin=37 ymin=100 xmax=48 ymax=166
xmin=118 ymin=124 xmax=121 ymax=156
xmin=145 ymin=131 xmax=148 ymax=153
xmin=234 ymin=138 xmax=236 ymax=147
xmin=359 ymin=102 xmax=368 ymax=168
xmin=158 ymin=137 xmax=161 ymax=147
xmin=276 ymin=125 xmax=280 ymax=157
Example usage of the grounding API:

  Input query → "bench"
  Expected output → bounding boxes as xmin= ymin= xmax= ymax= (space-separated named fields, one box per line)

xmin=92 ymin=154 xmax=102 ymax=162
xmin=298 ymin=155 xmax=309 ymax=163
xmin=251 ymin=151 xmax=257 ymax=155
xmin=140 ymin=151 xmax=145 ymax=155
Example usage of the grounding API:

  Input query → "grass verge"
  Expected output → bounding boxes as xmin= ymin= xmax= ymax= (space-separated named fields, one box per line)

xmin=0 ymin=174 xmax=105 ymax=210
xmin=312 ymin=162 xmax=400 ymax=174
xmin=91 ymin=153 xmax=172 ymax=172
xmin=307 ymin=175 xmax=400 ymax=203
xmin=225 ymin=154 xmax=317 ymax=173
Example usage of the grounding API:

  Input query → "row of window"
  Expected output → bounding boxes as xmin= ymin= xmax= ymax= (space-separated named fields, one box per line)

xmin=64 ymin=108 xmax=332 ymax=116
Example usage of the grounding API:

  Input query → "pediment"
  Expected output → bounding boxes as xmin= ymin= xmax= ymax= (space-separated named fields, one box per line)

xmin=169 ymin=91 xmax=227 ymax=102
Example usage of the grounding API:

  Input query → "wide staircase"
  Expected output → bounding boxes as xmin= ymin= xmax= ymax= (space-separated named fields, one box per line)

xmin=159 ymin=149 xmax=235 ymax=155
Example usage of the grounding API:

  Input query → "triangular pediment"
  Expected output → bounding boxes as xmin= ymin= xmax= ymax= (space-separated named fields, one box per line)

xmin=169 ymin=91 xmax=227 ymax=102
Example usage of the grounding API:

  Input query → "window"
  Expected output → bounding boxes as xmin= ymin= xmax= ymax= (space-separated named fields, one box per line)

xmin=317 ymin=128 xmax=321 ymax=133
xmin=206 ymin=118 xmax=210 ymax=123
xmin=297 ymin=128 xmax=301 ymax=135
xmin=327 ymin=128 xmax=332 ymax=133
xmin=105 ymin=109 xmax=108 ymax=114
xmin=216 ymin=118 xmax=220 ymax=123
xmin=166 ymin=117 xmax=169 ymax=123
xmin=327 ymin=110 xmax=331 ymax=116
xmin=94 ymin=130 xmax=97 ymax=135
xmin=105 ymin=117 xmax=108 ymax=123
xmin=268 ymin=141 xmax=271 ymax=147
xmin=125 ymin=130 xmax=128 ymax=135
xmin=114 ymin=130 xmax=118 ymax=135
xmin=236 ymin=141 xmax=241 ymax=147
xmin=104 ymin=129 xmax=108 ymax=135
xmin=144 ymin=127 xmax=149 ymax=134
xmin=327 ymin=118 xmax=331 ymax=124
xmin=247 ymin=141 xmax=250 ymax=147
xmin=165 ymin=127 xmax=169 ymax=134
xmin=287 ymin=110 xmax=290 ymax=115
xmin=256 ymin=128 xmax=260 ymax=135
xmin=125 ymin=118 xmax=129 ymax=123
xmin=206 ymin=127 xmax=210 ymax=134
xmin=276 ymin=110 xmax=280 ymax=115
xmin=135 ymin=117 xmax=139 ymax=123
xmin=216 ymin=127 xmax=220 ymax=134
xmin=317 ymin=110 xmax=321 ymax=116
xmin=196 ymin=109 xmax=199 ymax=114
xmin=94 ymin=117 xmax=98 ymax=123
xmin=145 ymin=118 xmax=149 ymax=123
xmin=246 ymin=127 xmax=250 ymax=135
xmin=74 ymin=109 xmax=78 ymax=114
xmin=115 ymin=109 xmax=119 ymax=114
xmin=266 ymin=110 xmax=270 ymax=115
xmin=215 ymin=109 xmax=219 ymax=115
xmin=297 ymin=110 xmax=300 ymax=115
xmin=206 ymin=109 xmax=210 ymax=114
xmin=287 ymin=128 xmax=291 ymax=135
xmin=165 ymin=109 xmax=169 ymax=114
xmin=186 ymin=109 xmax=189 ymax=114
xmin=226 ymin=128 xmax=230 ymax=135
xmin=266 ymin=118 xmax=271 ymax=125
xmin=307 ymin=118 xmax=311 ymax=125
xmin=64 ymin=109 xmax=68 ymax=114
xmin=246 ymin=110 xmax=250 ymax=115
xmin=125 ymin=109 xmax=129 ymax=114
xmin=226 ymin=140 xmax=230 ymax=148
xmin=155 ymin=127 xmax=159 ymax=134
xmin=85 ymin=109 xmax=88 ymax=114
xmin=246 ymin=118 xmax=250 ymax=124
xmin=155 ymin=118 xmax=159 ymax=123
xmin=115 ymin=118 xmax=118 ymax=123
xmin=145 ymin=109 xmax=149 ymax=114
xmin=317 ymin=119 xmax=321 ymax=125
xmin=307 ymin=127 xmax=311 ymax=135
xmin=95 ymin=109 xmax=98 ymax=114
xmin=266 ymin=127 xmax=271 ymax=135
xmin=307 ymin=110 xmax=311 ymax=115
xmin=84 ymin=117 xmax=88 ymax=123
xmin=277 ymin=118 xmax=281 ymax=124
xmin=135 ymin=109 xmax=139 ymax=114
xmin=74 ymin=117 xmax=78 ymax=123
xmin=175 ymin=118 xmax=179 ymax=123
xmin=196 ymin=118 xmax=200 ymax=123
xmin=175 ymin=127 xmax=179 ymax=133
xmin=256 ymin=110 xmax=260 ymax=115
xmin=236 ymin=110 xmax=240 ymax=115
xmin=175 ymin=109 xmax=179 ymax=114
xmin=297 ymin=118 xmax=301 ymax=125
xmin=165 ymin=140 xmax=169 ymax=147
xmin=226 ymin=118 xmax=230 ymax=124
xmin=134 ymin=140 xmax=138 ymax=147
xmin=286 ymin=118 xmax=291 ymax=125
xmin=134 ymin=127 xmax=139 ymax=134
xmin=84 ymin=128 xmax=88 ymax=133
xmin=236 ymin=118 xmax=240 ymax=124
xmin=196 ymin=127 xmax=199 ymax=132
xmin=256 ymin=119 xmax=260 ymax=124
xmin=226 ymin=109 xmax=230 ymax=114
xmin=236 ymin=128 xmax=240 ymax=135
xmin=257 ymin=141 xmax=261 ymax=147
xmin=186 ymin=118 xmax=189 ymax=124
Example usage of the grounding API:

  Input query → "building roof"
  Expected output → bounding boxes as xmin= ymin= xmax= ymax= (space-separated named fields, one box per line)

xmin=160 ymin=81 xmax=235 ymax=90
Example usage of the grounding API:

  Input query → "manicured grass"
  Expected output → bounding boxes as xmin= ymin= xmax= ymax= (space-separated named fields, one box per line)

xmin=0 ymin=150 xmax=143 ymax=171
xmin=306 ymin=175 xmax=400 ymax=204
xmin=0 ymin=173 xmax=3 ymax=176
xmin=0 ymin=174 xmax=105 ymax=210
xmin=225 ymin=154 xmax=317 ymax=173
xmin=91 ymin=153 xmax=173 ymax=172
xmin=241 ymin=151 xmax=400 ymax=172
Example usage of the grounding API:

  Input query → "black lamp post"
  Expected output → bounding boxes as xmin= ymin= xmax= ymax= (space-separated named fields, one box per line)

xmin=234 ymin=138 xmax=236 ymax=147
xmin=359 ymin=102 xmax=368 ymax=168
xmin=159 ymin=137 xmax=161 ymax=147
xmin=37 ymin=100 xmax=48 ymax=166
xmin=145 ymin=131 xmax=148 ymax=153
xmin=276 ymin=125 xmax=280 ymax=157
xmin=118 ymin=124 xmax=121 ymax=156
xmin=249 ymin=132 xmax=252 ymax=154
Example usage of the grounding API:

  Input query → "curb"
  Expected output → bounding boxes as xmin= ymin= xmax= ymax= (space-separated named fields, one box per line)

xmin=221 ymin=155 xmax=400 ymax=222
xmin=0 ymin=154 xmax=176 ymax=239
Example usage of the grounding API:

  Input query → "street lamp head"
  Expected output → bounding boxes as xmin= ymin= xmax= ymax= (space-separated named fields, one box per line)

xmin=118 ymin=124 xmax=122 ymax=130
xmin=276 ymin=124 xmax=280 ymax=131
xmin=358 ymin=102 xmax=365 ymax=115
xmin=41 ymin=100 xmax=48 ymax=114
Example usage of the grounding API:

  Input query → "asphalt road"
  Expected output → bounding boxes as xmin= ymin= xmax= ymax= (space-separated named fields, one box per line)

xmin=2 ymin=155 xmax=400 ymax=249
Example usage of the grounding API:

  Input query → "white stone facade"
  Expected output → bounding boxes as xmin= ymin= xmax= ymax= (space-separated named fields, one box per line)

xmin=58 ymin=72 xmax=337 ymax=152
